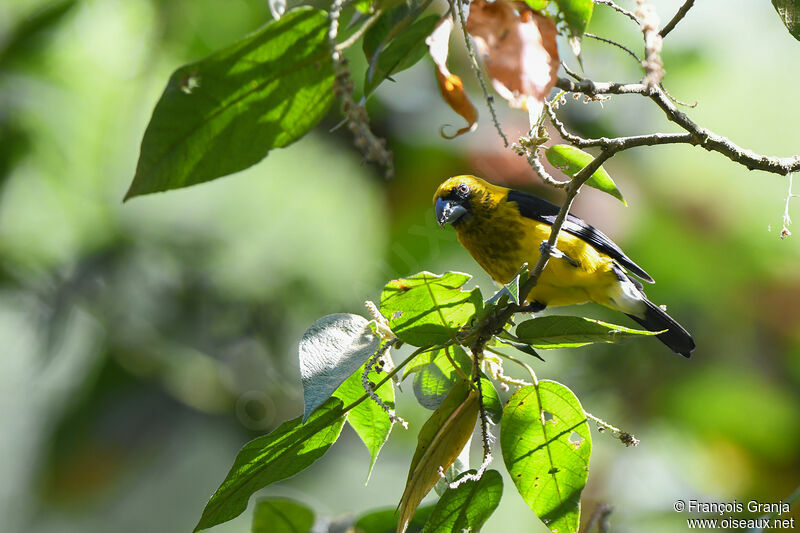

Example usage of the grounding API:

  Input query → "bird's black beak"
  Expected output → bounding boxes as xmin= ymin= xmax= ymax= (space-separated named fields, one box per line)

xmin=435 ymin=197 xmax=468 ymax=227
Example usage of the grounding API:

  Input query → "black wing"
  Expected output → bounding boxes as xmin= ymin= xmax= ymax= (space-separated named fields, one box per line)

xmin=506 ymin=189 xmax=654 ymax=283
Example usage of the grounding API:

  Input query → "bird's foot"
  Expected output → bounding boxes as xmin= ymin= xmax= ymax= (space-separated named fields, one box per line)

xmin=518 ymin=301 xmax=547 ymax=313
xmin=540 ymin=241 xmax=578 ymax=267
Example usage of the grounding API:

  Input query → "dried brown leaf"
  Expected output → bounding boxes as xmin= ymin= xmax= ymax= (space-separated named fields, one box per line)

xmin=426 ymin=17 xmax=478 ymax=139
xmin=466 ymin=0 xmax=559 ymax=119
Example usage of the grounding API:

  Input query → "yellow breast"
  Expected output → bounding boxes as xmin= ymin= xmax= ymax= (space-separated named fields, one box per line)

xmin=455 ymin=203 xmax=620 ymax=308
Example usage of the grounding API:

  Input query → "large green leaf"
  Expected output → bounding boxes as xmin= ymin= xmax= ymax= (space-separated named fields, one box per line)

xmin=352 ymin=505 xmax=435 ymax=533
xmin=501 ymin=381 xmax=591 ymax=533
xmin=545 ymin=144 xmax=625 ymax=204
xmin=772 ymin=0 xmax=800 ymax=41
xmin=554 ymin=0 xmax=594 ymax=37
xmin=194 ymin=398 xmax=346 ymax=532
xmin=334 ymin=358 xmax=394 ymax=482
xmin=398 ymin=380 xmax=479 ymax=533
xmin=364 ymin=11 xmax=439 ymax=95
xmin=252 ymin=498 xmax=314 ymax=533
xmin=422 ymin=470 xmax=503 ymax=533
xmin=380 ymin=272 xmax=481 ymax=346
xmin=411 ymin=345 xmax=471 ymax=409
xmin=299 ymin=313 xmax=379 ymax=422
xmin=127 ymin=7 xmax=334 ymax=199
xmin=515 ymin=315 xmax=658 ymax=349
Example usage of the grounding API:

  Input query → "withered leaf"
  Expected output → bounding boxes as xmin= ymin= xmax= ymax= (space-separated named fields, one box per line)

xmin=467 ymin=0 xmax=559 ymax=119
xmin=426 ymin=17 xmax=478 ymax=138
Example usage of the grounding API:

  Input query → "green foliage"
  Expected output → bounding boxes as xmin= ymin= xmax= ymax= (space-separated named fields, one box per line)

xmin=421 ymin=470 xmax=503 ymax=532
xmin=126 ymin=7 xmax=334 ymax=199
xmin=545 ymin=144 xmax=626 ymax=204
xmin=334 ymin=358 xmax=395 ymax=480
xmin=772 ymin=0 xmax=800 ymax=41
xmin=299 ymin=313 xmax=380 ymax=421
xmin=380 ymin=272 xmax=482 ymax=346
xmin=190 ymin=258 xmax=663 ymax=532
xmin=412 ymin=345 xmax=471 ymax=409
xmin=398 ymin=379 xmax=480 ymax=533
xmin=363 ymin=5 xmax=439 ymax=96
xmin=553 ymin=0 xmax=594 ymax=37
xmin=353 ymin=505 xmax=435 ymax=533
xmin=523 ymin=0 xmax=551 ymax=11
xmin=501 ymin=381 xmax=592 ymax=533
xmin=252 ymin=498 xmax=314 ymax=533
xmin=515 ymin=315 xmax=659 ymax=348
xmin=194 ymin=398 xmax=346 ymax=532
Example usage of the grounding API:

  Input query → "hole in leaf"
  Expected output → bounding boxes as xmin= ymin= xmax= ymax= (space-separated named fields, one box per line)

xmin=569 ymin=431 xmax=585 ymax=447
xmin=542 ymin=410 xmax=554 ymax=422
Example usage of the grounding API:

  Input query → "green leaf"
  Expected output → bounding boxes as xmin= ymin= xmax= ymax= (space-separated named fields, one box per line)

xmin=126 ymin=7 xmax=334 ymax=199
xmin=354 ymin=0 xmax=375 ymax=14
xmin=334 ymin=358 xmax=394 ymax=482
xmin=480 ymin=375 xmax=503 ymax=424
xmin=0 ymin=0 xmax=78 ymax=67
xmin=501 ymin=381 xmax=591 ymax=533
xmin=399 ymin=380 xmax=480 ymax=533
xmin=545 ymin=144 xmax=625 ymax=204
xmin=554 ymin=0 xmax=594 ymax=37
xmin=252 ymin=498 xmax=314 ymax=533
xmin=352 ymin=505 xmax=435 ymax=533
xmin=194 ymin=398 xmax=346 ymax=532
xmin=487 ymin=263 xmax=529 ymax=306
xmin=523 ymin=0 xmax=550 ymax=10
xmin=363 ymin=3 xmax=412 ymax=60
xmin=364 ymin=13 xmax=439 ymax=95
xmin=422 ymin=470 xmax=503 ymax=533
xmin=299 ymin=313 xmax=380 ymax=422
xmin=772 ymin=0 xmax=800 ymax=40
xmin=412 ymin=345 xmax=471 ymax=409
xmin=515 ymin=315 xmax=659 ymax=349
xmin=380 ymin=272 xmax=481 ymax=346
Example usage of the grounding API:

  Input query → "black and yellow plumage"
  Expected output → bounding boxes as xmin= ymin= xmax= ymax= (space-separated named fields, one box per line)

xmin=433 ymin=175 xmax=695 ymax=357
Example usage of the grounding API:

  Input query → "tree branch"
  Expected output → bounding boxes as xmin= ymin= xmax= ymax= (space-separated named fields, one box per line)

xmin=451 ymin=0 xmax=509 ymax=147
xmin=593 ymin=0 xmax=640 ymax=25
xmin=659 ymin=0 xmax=695 ymax=38
xmin=555 ymin=77 xmax=800 ymax=175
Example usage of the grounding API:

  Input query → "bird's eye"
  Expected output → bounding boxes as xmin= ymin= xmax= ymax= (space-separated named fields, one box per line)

xmin=457 ymin=183 xmax=470 ymax=196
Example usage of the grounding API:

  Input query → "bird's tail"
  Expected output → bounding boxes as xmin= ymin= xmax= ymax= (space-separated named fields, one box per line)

xmin=626 ymin=299 xmax=695 ymax=358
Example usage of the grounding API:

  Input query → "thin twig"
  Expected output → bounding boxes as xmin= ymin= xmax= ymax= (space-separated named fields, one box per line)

xmin=749 ymin=485 xmax=800 ymax=533
xmin=781 ymin=173 xmax=795 ymax=239
xmin=593 ymin=0 xmax=640 ymax=25
xmin=450 ymin=344 xmax=494 ymax=488
xmin=362 ymin=339 xmax=407 ymax=427
xmin=451 ymin=0 xmax=509 ymax=147
xmin=334 ymin=7 xmax=385 ymax=51
xmin=659 ymin=0 xmax=695 ymax=38
xmin=561 ymin=61 xmax=584 ymax=82
xmin=584 ymin=504 xmax=614 ymax=533
xmin=585 ymin=32 xmax=642 ymax=64
xmin=659 ymin=83 xmax=697 ymax=108
xmin=585 ymin=411 xmax=639 ymax=446
xmin=342 ymin=345 xmax=434 ymax=413
xmin=555 ymin=77 xmax=800 ymax=175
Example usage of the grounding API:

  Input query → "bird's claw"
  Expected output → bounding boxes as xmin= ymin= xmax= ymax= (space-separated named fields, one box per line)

xmin=540 ymin=241 xmax=578 ymax=267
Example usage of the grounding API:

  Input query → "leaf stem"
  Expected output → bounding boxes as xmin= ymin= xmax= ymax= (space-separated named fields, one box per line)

xmin=342 ymin=344 xmax=434 ymax=413
xmin=334 ymin=7 xmax=385 ymax=51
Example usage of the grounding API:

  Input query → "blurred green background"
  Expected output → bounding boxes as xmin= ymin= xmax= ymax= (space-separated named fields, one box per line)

xmin=1 ymin=0 xmax=798 ymax=532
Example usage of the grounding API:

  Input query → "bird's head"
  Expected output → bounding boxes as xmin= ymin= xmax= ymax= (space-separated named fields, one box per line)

xmin=433 ymin=175 xmax=495 ymax=228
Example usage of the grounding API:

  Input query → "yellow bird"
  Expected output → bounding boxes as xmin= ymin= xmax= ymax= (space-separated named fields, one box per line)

xmin=433 ymin=175 xmax=695 ymax=357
